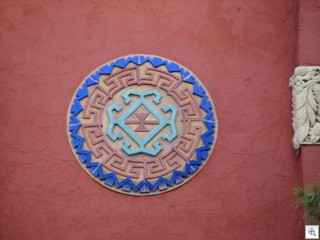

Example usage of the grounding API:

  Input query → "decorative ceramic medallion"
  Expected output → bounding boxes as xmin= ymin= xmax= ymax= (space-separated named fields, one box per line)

xmin=67 ymin=55 xmax=218 ymax=195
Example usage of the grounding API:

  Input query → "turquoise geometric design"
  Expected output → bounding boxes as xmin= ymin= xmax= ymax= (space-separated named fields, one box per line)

xmin=107 ymin=89 xmax=177 ymax=156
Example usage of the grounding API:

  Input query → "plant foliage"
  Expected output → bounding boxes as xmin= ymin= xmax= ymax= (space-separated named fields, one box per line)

xmin=293 ymin=183 xmax=320 ymax=224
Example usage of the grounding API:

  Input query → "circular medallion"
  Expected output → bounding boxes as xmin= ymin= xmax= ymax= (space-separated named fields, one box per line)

xmin=67 ymin=55 xmax=218 ymax=195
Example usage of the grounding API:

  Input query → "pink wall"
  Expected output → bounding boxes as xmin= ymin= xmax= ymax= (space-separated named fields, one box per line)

xmin=300 ymin=146 xmax=320 ymax=186
xmin=298 ymin=0 xmax=320 ymax=65
xmin=0 ymin=0 xmax=314 ymax=239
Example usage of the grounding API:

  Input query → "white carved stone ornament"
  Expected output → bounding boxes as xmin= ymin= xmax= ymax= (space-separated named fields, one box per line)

xmin=290 ymin=66 xmax=320 ymax=151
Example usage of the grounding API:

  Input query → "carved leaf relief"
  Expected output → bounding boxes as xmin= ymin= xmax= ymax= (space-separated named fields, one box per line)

xmin=290 ymin=66 xmax=320 ymax=151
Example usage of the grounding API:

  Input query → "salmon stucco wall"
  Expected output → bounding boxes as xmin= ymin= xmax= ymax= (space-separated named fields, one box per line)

xmin=298 ymin=0 xmax=320 ymax=65
xmin=0 ymin=0 xmax=306 ymax=239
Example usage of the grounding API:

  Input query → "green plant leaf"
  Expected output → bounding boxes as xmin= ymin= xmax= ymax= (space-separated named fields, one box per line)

xmin=293 ymin=182 xmax=320 ymax=224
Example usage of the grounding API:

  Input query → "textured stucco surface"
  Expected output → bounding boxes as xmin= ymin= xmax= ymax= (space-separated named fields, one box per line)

xmin=298 ymin=0 xmax=320 ymax=65
xmin=0 ymin=0 xmax=306 ymax=239
xmin=301 ymin=146 xmax=320 ymax=186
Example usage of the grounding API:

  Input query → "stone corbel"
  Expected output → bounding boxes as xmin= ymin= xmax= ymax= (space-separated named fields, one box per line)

xmin=290 ymin=66 xmax=320 ymax=152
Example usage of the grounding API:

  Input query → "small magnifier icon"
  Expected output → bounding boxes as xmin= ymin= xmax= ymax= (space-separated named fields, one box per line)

xmin=308 ymin=228 xmax=317 ymax=236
